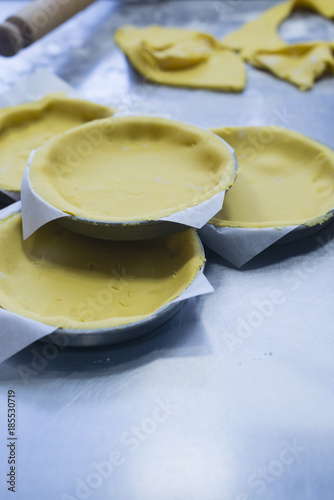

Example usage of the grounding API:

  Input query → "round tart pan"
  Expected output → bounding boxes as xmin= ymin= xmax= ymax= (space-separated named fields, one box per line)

xmin=25 ymin=116 xmax=237 ymax=240
xmin=50 ymin=299 xmax=185 ymax=347
xmin=0 ymin=203 xmax=207 ymax=346
xmin=208 ymin=126 xmax=334 ymax=240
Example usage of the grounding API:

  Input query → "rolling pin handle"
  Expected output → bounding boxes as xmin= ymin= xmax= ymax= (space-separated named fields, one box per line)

xmin=0 ymin=0 xmax=97 ymax=57
xmin=0 ymin=21 xmax=24 ymax=57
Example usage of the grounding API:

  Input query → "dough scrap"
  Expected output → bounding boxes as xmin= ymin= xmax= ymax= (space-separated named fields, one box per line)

xmin=222 ymin=1 xmax=292 ymax=59
xmin=0 ymin=212 xmax=204 ymax=329
xmin=221 ymin=0 xmax=334 ymax=89
xmin=115 ymin=25 xmax=246 ymax=91
xmin=209 ymin=126 xmax=334 ymax=228
xmin=0 ymin=94 xmax=114 ymax=193
xmin=29 ymin=116 xmax=236 ymax=222
xmin=252 ymin=42 xmax=334 ymax=90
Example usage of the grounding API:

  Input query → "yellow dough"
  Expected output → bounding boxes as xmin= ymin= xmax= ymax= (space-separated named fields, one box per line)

xmin=222 ymin=1 xmax=293 ymax=59
xmin=221 ymin=0 xmax=334 ymax=89
xmin=29 ymin=116 xmax=236 ymax=222
xmin=209 ymin=126 xmax=334 ymax=228
xmin=115 ymin=25 xmax=246 ymax=91
xmin=0 ymin=94 xmax=114 ymax=193
xmin=252 ymin=42 xmax=334 ymax=90
xmin=0 ymin=212 xmax=204 ymax=329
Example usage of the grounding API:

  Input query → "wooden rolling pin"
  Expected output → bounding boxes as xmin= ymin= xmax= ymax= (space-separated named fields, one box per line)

xmin=0 ymin=0 xmax=98 ymax=57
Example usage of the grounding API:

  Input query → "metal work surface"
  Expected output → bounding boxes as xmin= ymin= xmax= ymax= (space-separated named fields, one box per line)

xmin=0 ymin=1 xmax=334 ymax=499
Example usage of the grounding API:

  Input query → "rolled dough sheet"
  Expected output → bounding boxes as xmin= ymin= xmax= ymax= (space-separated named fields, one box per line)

xmin=251 ymin=41 xmax=334 ymax=90
xmin=115 ymin=25 xmax=246 ymax=91
xmin=221 ymin=0 xmax=334 ymax=89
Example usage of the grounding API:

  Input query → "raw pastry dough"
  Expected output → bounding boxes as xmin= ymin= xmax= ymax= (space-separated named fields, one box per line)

xmin=209 ymin=126 xmax=334 ymax=228
xmin=115 ymin=25 xmax=246 ymax=91
xmin=0 ymin=212 xmax=204 ymax=329
xmin=29 ymin=116 xmax=236 ymax=222
xmin=0 ymin=94 xmax=114 ymax=193
xmin=252 ymin=41 xmax=334 ymax=90
xmin=222 ymin=1 xmax=293 ymax=59
xmin=222 ymin=0 xmax=334 ymax=89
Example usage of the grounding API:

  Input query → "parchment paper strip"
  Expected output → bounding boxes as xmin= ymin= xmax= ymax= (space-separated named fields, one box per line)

xmin=199 ymin=222 xmax=298 ymax=268
xmin=0 ymin=69 xmax=78 ymax=108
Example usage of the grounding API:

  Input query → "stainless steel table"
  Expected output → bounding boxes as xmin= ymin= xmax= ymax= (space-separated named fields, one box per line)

xmin=0 ymin=1 xmax=334 ymax=499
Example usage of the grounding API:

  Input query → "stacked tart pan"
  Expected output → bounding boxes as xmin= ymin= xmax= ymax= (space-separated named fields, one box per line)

xmin=0 ymin=96 xmax=237 ymax=344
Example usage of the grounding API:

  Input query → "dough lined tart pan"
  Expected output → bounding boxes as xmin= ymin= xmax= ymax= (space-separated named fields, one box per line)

xmin=27 ymin=116 xmax=237 ymax=240
xmin=0 ymin=205 xmax=205 ymax=346
xmin=209 ymin=126 xmax=334 ymax=239
xmin=0 ymin=93 xmax=114 ymax=199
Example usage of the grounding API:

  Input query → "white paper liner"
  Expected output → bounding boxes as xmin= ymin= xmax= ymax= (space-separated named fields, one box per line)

xmin=172 ymin=270 xmax=213 ymax=303
xmin=0 ymin=69 xmax=78 ymax=108
xmin=199 ymin=222 xmax=298 ymax=268
xmin=21 ymin=149 xmax=228 ymax=239
xmin=21 ymin=157 xmax=67 ymax=240
xmin=161 ymin=191 xmax=225 ymax=228
xmin=0 ymin=70 xmax=79 ymax=202
xmin=0 ymin=202 xmax=213 ymax=364
xmin=0 ymin=310 xmax=58 ymax=364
